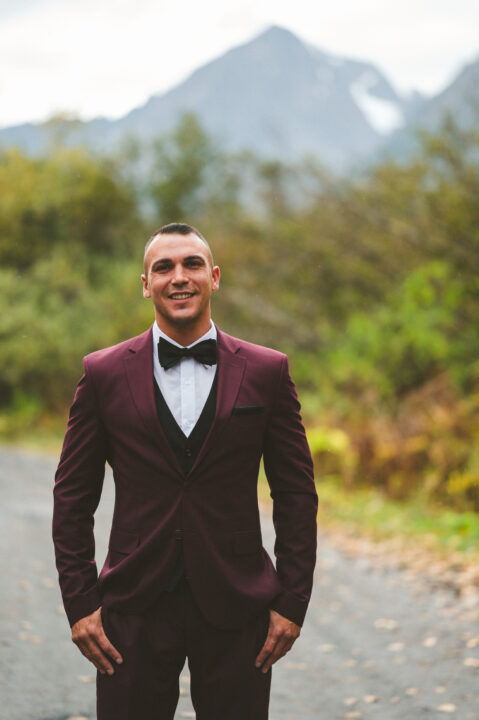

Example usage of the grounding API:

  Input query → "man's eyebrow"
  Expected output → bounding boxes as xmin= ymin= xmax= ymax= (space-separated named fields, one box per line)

xmin=151 ymin=254 xmax=206 ymax=268
xmin=150 ymin=257 xmax=172 ymax=270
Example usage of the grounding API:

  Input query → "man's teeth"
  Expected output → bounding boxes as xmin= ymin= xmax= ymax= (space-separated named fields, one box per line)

xmin=171 ymin=293 xmax=192 ymax=299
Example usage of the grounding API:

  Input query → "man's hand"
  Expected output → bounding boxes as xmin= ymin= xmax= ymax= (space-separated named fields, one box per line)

xmin=255 ymin=609 xmax=301 ymax=673
xmin=71 ymin=606 xmax=123 ymax=675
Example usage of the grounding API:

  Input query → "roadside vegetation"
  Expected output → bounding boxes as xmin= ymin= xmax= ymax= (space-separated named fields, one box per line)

xmin=1 ymin=113 xmax=478 ymax=545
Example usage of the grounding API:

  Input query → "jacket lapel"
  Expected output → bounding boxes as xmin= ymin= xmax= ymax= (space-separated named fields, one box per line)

xmin=123 ymin=327 xmax=184 ymax=478
xmin=188 ymin=327 xmax=245 ymax=476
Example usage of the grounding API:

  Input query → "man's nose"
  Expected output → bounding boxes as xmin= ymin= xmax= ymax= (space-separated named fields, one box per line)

xmin=171 ymin=264 xmax=188 ymax=284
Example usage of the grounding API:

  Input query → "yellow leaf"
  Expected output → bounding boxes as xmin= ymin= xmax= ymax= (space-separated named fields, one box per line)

xmin=388 ymin=641 xmax=405 ymax=652
xmin=374 ymin=618 xmax=399 ymax=631
xmin=77 ymin=675 xmax=95 ymax=684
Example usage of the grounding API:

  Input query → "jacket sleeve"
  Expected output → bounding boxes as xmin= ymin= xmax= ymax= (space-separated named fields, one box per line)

xmin=263 ymin=354 xmax=317 ymax=627
xmin=52 ymin=356 xmax=106 ymax=627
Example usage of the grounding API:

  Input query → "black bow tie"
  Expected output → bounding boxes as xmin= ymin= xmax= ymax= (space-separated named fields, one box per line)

xmin=158 ymin=337 xmax=218 ymax=370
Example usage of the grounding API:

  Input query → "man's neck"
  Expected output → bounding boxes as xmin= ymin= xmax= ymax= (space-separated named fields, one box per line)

xmin=155 ymin=318 xmax=214 ymax=347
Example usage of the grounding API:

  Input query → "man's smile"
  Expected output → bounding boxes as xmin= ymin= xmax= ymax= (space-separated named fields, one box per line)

xmin=169 ymin=292 xmax=195 ymax=300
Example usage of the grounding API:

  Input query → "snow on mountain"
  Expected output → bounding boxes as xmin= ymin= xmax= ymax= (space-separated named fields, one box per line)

xmin=350 ymin=72 xmax=404 ymax=134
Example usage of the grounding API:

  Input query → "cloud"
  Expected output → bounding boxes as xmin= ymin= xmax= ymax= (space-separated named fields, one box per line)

xmin=1 ymin=0 xmax=478 ymax=127
xmin=0 ymin=0 xmax=54 ymax=21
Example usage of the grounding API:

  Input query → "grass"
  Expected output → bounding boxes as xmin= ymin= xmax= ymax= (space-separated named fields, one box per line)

xmin=0 ymin=409 xmax=65 ymax=457
xmin=1 ymin=429 xmax=63 ymax=457
xmin=258 ymin=470 xmax=479 ymax=558
xmin=314 ymin=475 xmax=479 ymax=556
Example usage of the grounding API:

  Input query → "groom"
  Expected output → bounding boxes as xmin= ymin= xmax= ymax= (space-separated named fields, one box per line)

xmin=53 ymin=223 xmax=317 ymax=719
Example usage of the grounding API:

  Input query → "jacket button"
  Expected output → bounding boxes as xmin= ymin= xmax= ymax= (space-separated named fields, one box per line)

xmin=174 ymin=529 xmax=184 ymax=540
xmin=185 ymin=447 xmax=192 ymax=457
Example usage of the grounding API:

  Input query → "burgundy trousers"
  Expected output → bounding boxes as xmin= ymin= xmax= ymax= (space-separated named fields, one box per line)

xmin=97 ymin=578 xmax=272 ymax=720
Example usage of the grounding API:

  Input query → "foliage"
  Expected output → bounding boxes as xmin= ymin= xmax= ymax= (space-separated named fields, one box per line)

xmin=148 ymin=113 xmax=240 ymax=224
xmin=308 ymin=373 xmax=479 ymax=511
xmin=0 ymin=113 xmax=478 ymax=511
xmin=320 ymin=260 xmax=471 ymax=400
xmin=0 ymin=147 xmax=141 ymax=270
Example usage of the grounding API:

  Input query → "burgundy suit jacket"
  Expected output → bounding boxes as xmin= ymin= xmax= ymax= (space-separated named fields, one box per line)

xmin=53 ymin=326 xmax=317 ymax=630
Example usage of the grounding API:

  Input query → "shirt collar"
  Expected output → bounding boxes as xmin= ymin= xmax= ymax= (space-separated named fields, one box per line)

xmin=152 ymin=319 xmax=217 ymax=349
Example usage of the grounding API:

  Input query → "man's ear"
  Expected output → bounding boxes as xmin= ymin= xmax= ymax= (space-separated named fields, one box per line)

xmin=212 ymin=266 xmax=220 ymax=292
xmin=141 ymin=274 xmax=151 ymax=299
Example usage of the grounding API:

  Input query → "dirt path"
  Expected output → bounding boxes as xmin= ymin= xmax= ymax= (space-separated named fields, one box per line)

xmin=1 ymin=448 xmax=478 ymax=720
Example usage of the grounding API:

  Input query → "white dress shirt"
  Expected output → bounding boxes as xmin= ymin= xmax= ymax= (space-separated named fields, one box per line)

xmin=152 ymin=320 xmax=217 ymax=437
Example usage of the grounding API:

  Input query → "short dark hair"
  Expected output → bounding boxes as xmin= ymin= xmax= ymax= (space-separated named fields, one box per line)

xmin=143 ymin=223 xmax=214 ymax=273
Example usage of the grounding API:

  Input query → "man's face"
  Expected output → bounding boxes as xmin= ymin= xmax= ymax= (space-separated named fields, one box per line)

xmin=141 ymin=233 xmax=220 ymax=339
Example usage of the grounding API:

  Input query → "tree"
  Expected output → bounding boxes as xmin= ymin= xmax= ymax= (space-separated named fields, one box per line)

xmin=0 ymin=147 xmax=141 ymax=270
xmin=149 ymin=113 xmax=215 ymax=222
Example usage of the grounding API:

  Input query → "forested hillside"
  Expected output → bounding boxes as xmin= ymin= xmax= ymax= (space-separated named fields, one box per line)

xmin=1 ymin=114 xmax=478 ymax=510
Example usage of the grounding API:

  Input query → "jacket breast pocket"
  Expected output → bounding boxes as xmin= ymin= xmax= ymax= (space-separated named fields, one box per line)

xmin=232 ymin=405 xmax=265 ymax=416
xmin=108 ymin=528 xmax=139 ymax=565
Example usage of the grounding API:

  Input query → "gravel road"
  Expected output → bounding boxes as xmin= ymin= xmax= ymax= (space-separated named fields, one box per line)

xmin=1 ymin=447 xmax=478 ymax=720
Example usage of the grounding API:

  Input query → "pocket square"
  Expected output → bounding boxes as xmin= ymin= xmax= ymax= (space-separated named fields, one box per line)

xmin=232 ymin=405 xmax=265 ymax=415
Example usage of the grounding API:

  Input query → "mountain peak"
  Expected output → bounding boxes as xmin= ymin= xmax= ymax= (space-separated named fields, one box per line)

xmin=247 ymin=24 xmax=307 ymax=51
xmin=0 ymin=25 xmax=439 ymax=171
xmin=257 ymin=25 xmax=301 ymax=40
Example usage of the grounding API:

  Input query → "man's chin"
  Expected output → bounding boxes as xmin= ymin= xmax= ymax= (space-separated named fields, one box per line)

xmin=163 ymin=311 xmax=199 ymax=327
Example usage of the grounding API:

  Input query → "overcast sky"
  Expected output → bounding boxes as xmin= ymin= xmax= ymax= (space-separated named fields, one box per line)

xmin=1 ymin=0 xmax=478 ymax=128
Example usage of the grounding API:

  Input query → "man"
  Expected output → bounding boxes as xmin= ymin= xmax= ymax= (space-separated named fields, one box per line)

xmin=53 ymin=222 xmax=317 ymax=720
